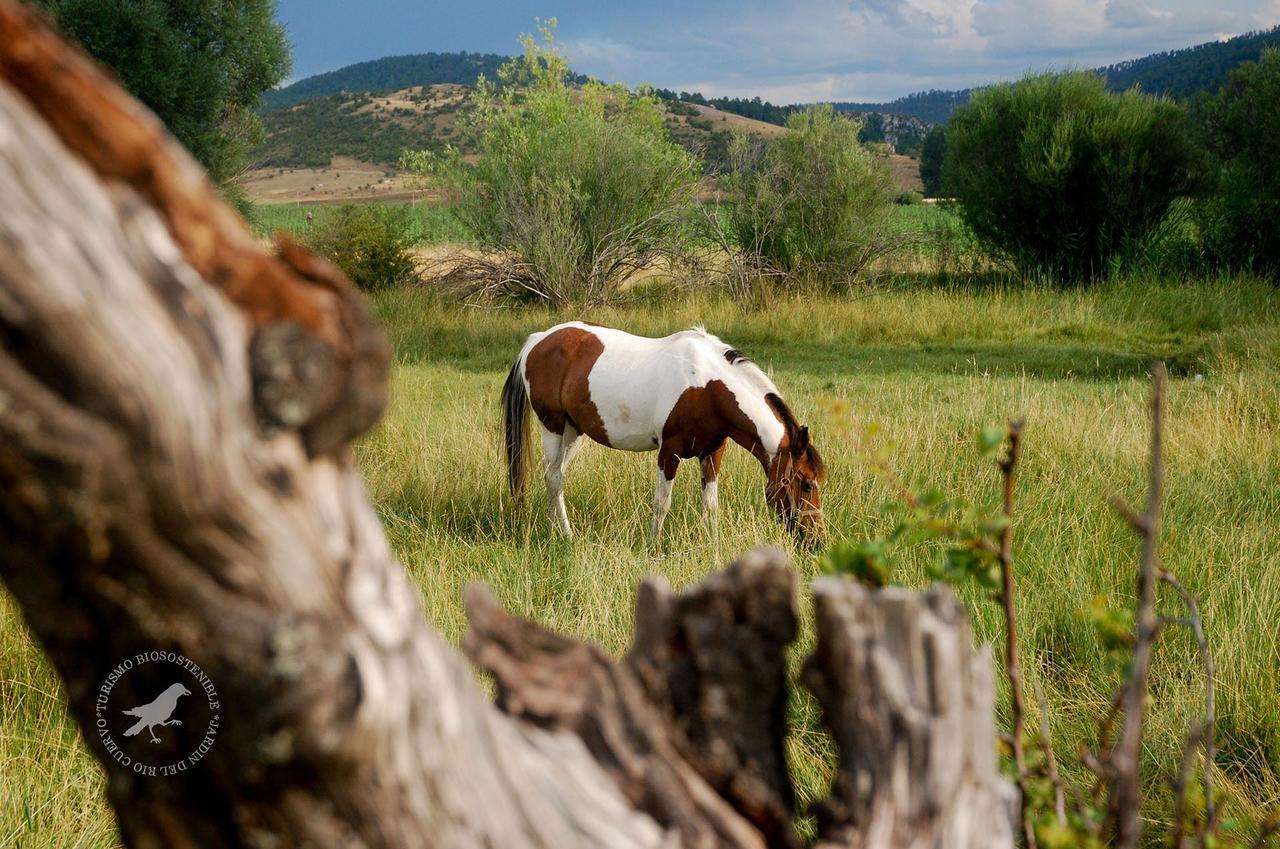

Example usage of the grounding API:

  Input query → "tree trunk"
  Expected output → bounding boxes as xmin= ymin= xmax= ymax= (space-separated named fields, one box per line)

xmin=0 ymin=4 xmax=1016 ymax=847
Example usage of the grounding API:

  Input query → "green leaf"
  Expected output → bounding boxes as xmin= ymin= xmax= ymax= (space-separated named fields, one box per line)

xmin=820 ymin=539 xmax=892 ymax=588
xmin=978 ymin=425 xmax=1006 ymax=455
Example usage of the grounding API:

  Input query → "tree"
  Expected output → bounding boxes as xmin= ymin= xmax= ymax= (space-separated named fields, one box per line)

xmin=725 ymin=104 xmax=896 ymax=290
xmin=945 ymin=71 xmax=1198 ymax=282
xmin=1194 ymin=48 xmax=1280 ymax=276
xmin=919 ymin=124 xmax=946 ymax=197
xmin=33 ymin=0 xmax=290 ymax=189
xmin=402 ymin=22 xmax=700 ymax=306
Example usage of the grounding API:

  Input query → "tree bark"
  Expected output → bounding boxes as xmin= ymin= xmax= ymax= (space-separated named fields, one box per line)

xmin=802 ymin=580 xmax=1019 ymax=849
xmin=0 ymin=4 xmax=1016 ymax=848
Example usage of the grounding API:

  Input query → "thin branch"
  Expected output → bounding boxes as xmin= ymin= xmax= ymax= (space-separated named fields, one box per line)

xmin=1169 ymin=722 xmax=1207 ymax=849
xmin=1108 ymin=362 xmax=1168 ymax=849
xmin=997 ymin=420 xmax=1036 ymax=849
xmin=1161 ymin=568 xmax=1217 ymax=839
xmin=1252 ymin=814 xmax=1280 ymax=849
xmin=1033 ymin=678 xmax=1068 ymax=826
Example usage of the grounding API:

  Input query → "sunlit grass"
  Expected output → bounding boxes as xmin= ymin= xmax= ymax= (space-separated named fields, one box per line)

xmin=2 ymin=277 xmax=1277 ymax=844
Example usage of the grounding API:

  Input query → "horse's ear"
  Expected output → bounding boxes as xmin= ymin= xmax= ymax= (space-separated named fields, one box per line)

xmin=793 ymin=425 xmax=810 ymax=455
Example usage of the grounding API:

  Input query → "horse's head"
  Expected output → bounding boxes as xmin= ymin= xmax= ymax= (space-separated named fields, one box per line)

xmin=765 ymin=418 xmax=827 ymax=546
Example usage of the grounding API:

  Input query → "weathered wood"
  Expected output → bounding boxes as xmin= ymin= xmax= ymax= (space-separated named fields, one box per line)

xmin=802 ymin=580 xmax=1018 ymax=849
xmin=627 ymin=550 xmax=800 ymax=849
xmin=0 ymin=6 xmax=676 ymax=846
xmin=0 ymin=5 xmax=1021 ymax=848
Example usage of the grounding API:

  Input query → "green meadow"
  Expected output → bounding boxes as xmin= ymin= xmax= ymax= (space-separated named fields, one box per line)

xmin=3 ymin=277 xmax=1279 ymax=846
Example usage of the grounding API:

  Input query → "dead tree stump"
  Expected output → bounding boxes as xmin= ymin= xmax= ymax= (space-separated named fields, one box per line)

xmin=803 ymin=580 xmax=1019 ymax=849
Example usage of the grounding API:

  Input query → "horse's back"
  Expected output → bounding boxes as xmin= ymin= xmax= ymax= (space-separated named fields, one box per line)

xmin=519 ymin=323 xmax=727 ymax=451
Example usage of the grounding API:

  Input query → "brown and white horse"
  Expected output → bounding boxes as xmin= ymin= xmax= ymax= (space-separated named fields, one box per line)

xmin=502 ymin=322 xmax=826 ymax=542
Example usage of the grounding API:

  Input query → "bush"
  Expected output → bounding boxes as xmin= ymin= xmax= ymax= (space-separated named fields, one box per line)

xmin=945 ymin=72 xmax=1199 ymax=282
xmin=894 ymin=189 xmax=922 ymax=206
xmin=725 ymin=104 xmax=896 ymax=291
xmin=303 ymin=204 xmax=420 ymax=290
xmin=1195 ymin=49 xmax=1280 ymax=276
xmin=402 ymin=24 xmax=700 ymax=306
xmin=919 ymin=125 xmax=946 ymax=197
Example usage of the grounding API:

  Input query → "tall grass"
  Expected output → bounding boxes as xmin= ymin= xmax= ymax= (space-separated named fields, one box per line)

xmin=2 ymin=279 xmax=1277 ymax=845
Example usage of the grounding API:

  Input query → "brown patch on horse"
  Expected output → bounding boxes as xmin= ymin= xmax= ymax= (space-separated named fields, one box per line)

xmin=525 ymin=327 xmax=611 ymax=445
xmin=662 ymin=380 xmax=762 ymax=462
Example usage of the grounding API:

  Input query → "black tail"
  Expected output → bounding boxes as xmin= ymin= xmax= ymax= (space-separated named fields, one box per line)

xmin=502 ymin=359 xmax=530 ymax=504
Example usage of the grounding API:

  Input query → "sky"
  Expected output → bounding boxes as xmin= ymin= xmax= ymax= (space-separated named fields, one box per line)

xmin=274 ymin=0 xmax=1280 ymax=103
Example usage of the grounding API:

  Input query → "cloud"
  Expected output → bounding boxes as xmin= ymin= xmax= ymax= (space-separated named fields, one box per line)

xmin=1106 ymin=0 xmax=1174 ymax=28
xmin=549 ymin=0 xmax=1278 ymax=102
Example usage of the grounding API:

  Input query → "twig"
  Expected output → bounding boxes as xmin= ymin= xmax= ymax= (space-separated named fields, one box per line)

xmin=1033 ymin=678 xmax=1068 ymax=826
xmin=996 ymin=420 xmax=1036 ymax=849
xmin=1169 ymin=722 xmax=1206 ymax=849
xmin=1108 ymin=362 xmax=1167 ymax=849
xmin=1161 ymin=568 xmax=1217 ymax=839
xmin=1252 ymin=814 xmax=1280 ymax=849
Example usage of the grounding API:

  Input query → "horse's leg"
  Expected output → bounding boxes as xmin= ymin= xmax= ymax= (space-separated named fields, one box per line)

xmin=700 ymin=441 xmax=726 ymax=520
xmin=650 ymin=448 xmax=680 ymax=545
xmin=540 ymin=424 xmax=578 ymax=538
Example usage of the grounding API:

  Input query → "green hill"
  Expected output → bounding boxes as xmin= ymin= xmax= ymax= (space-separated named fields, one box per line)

xmin=253 ymin=86 xmax=470 ymax=168
xmin=1099 ymin=25 xmax=1280 ymax=97
xmin=832 ymin=25 xmax=1280 ymax=123
xmin=261 ymin=52 xmax=508 ymax=111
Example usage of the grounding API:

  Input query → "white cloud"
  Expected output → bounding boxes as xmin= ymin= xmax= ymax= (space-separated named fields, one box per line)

xmin=554 ymin=0 xmax=1280 ymax=103
xmin=1106 ymin=0 xmax=1174 ymax=29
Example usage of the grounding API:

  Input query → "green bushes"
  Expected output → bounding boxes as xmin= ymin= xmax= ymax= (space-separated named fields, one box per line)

xmin=303 ymin=204 xmax=420 ymax=290
xmin=725 ymin=105 xmax=896 ymax=290
xmin=403 ymin=24 xmax=700 ymax=306
xmin=919 ymin=125 xmax=946 ymax=198
xmin=1195 ymin=49 xmax=1280 ymax=276
xmin=945 ymin=72 xmax=1199 ymax=282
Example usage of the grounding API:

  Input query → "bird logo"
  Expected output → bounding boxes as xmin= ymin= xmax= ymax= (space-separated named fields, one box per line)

xmin=121 ymin=683 xmax=191 ymax=744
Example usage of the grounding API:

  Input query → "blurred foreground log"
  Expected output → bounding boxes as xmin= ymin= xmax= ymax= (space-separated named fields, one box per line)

xmin=0 ymin=3 xmax=1015 ymax=847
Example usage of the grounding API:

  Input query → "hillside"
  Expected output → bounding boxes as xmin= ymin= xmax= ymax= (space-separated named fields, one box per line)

xmin=261 ymin=52 xmax=508 ymax=111
xmin=253 ymin=84 xmax=470 ymax=168
xmin=1099 ymin=25 xmax=1280 ymax=97
xmin=834 ymin=25 xmax=1280 ymax=122
xmin=250 ymin=85 xmax=784 ymax=173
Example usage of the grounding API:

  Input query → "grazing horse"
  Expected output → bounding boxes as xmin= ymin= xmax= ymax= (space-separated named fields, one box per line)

xmin=502 ymin=322 xmax=826 ymax=542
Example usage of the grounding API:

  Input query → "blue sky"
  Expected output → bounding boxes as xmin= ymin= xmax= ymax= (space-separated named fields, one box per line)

xmin=275 ymin=0 xmax=1280 ymax=102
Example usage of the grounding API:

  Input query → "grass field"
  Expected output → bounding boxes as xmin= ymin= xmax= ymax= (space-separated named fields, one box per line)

xmin=3 ymin=277 xmax=1278 ymax=846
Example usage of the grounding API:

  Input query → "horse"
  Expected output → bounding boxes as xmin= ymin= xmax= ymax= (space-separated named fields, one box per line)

xmin=502 ymin=322 xmax=826 ymax=543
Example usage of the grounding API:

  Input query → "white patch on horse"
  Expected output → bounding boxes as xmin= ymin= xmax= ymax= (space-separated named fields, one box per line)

xmin=519 ymin=322 xmax=786 ymax=457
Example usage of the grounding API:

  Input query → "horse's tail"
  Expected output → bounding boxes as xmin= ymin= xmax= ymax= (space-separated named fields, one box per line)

xmin=502 ymin=357 xmax=530 ymax=505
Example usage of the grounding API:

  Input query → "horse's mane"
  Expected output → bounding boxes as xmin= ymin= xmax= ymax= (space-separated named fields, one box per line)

xmin=690 ymin=326 xmax=779 ymax=397
xmin=764 ymin=392 xmax=827 ymax=476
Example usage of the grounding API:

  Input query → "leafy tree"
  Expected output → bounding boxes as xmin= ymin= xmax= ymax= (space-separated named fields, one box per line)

xmin=919 ymin=125 xmax=946 ymax=197
xmin=945 ymin=72 xmax=1198 ymax=281
xmin=725 ymin=104 xmax=895 ymax=290
xmin=1194 ymin=49 xmax=1280 ymax=275
xmin=403 ymin=22 xmax=700 ymax=306
xmin=36 ymin=0 xmax=290 ymax=187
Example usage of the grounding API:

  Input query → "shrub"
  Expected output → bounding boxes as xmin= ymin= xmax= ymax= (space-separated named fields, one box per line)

xmin=894 ymin=189 xmax=922 ymax=206
xmin=945 ymin=72 xmax=1199 ymax=282
xmin=919 ymin=125 xmax=946 ymax=197
xmin=724 ymin=105 xmax=896 ymax=291
xmin=1194 ymin=49 xmax=1280 ymax=276
xmin=303 ymin=204 xmax=420 ymax=290
xmin=402 ymin=23 xmax=700 ymax=306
